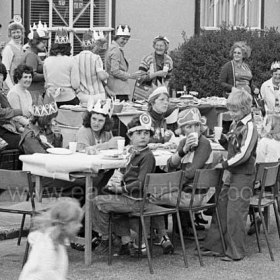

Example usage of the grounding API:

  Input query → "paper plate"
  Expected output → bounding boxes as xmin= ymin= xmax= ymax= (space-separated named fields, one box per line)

xmin=47 ymin=148 xmax=73 ymax=155
xmin=99 ymin=149 xmax=121 ymax=156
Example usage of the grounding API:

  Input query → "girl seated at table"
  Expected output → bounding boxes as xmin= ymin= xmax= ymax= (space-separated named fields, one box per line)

xmin=77 ymin=98 xmax=124 ymax=153
xmin=147 ymin=86 xmax=176 ymax=145
xmin=165 ymin=107 xmax=213 ymax=237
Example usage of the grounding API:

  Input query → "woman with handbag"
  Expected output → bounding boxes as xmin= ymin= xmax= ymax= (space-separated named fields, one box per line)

xmin=219 ymin=41 xmax=259 ymax=97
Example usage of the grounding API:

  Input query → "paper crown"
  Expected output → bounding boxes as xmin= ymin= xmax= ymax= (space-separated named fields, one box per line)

xmin=32 ymin=102 xmax=58 ymax=117
xmin=87 ymin=98 xmax=113 ymax=117
xmin=153 ymin=35 xmax=170 ymax=44
xmin=115 ymin=25 xmax=131 ymax=37
xmin=177 ymin=107 xmax=205 ymax=128
xmin=148 ymin=86 xmax=169 ymax=102
xmin=8 ymin=15 xmax=24 ymax=30
xmin=28 ymin=21 xmax=49 ymax=40
xmin=81 ymin=30 xmax=105 ymax=47
xmin=127 ymin=113 xmax=153 ymax=134
xmin=271 ymin=61 xmax=280 ymax=71
xmin=54 ymin=28 xmax=69 ymax=44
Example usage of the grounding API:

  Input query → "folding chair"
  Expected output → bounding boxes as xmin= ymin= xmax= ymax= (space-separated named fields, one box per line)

xmin=0 ymin=169 xmax=60 ymax=266
xmin=108 ymin=170 xmax=187 ymax=274
xmin=249 ymin=164 xmax=280 ymax=261
xmin=178 ymin=168 xmax=226 ymax=266
xmin=249 ymin=161 xmax=280 ymax=229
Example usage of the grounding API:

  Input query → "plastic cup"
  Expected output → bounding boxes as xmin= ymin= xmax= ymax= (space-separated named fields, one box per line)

xmin=214 ymin=127 xmax=223 ymax=140
xmin=69 ymin=142 xmax=77 ymax=153
xmin=117 ymin=139 xmax=125 ymax=153
xmin=189 ymin=132 xmax=198 ymax=147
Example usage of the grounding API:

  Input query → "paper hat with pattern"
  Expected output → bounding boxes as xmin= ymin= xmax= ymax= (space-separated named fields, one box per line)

xmin=81 ymin=30 xmax=94 ymax=47
xmin=87 ymin=98 xmax=113 ymax=117
xmin=115 ymin=25 xmax=131 ymax=37
xmin=177 ymin=107 xmax=206 ymax=127
xmin=271 ymin=61 xmax=280 ymax=71
xmin=148 ymin=86 xmax=169 ymax=102
xmin=32 ymin=101 xmax=58 ymax=117
xmin=28 ymin=21 xmax=49 ymax=40
xmin=54 ymin=28 xmax=69 ymax=44
xmin=127 ymin=113 xmax=154 ymax=134
xmin=8 ymin=15 xmax=24 ymax=34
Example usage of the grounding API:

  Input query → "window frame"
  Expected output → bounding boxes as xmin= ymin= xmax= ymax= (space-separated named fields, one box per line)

xmin=200 ymin=0 xmax=263 ymax=31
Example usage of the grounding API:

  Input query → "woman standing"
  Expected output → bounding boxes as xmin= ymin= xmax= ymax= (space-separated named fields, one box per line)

xmin=105 ymin=25 xmax=142 ymax=101
xmin=138 ymin=35 xmax=173 ymax=88
xmin=219 ymin=41 xmax=259 ymax=96
xmin=21 ymin=21 xmax=49 ymax=104
xmin=260 ymin=61 xmax=280 ymax=113
xmin=43 ymin=29 xmax=80 ymax=107
xmin=2 ymin=17 xmax=24 ymax=93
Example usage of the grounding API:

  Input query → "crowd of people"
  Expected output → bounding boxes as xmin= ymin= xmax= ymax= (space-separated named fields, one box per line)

xmin=0 ymin=16 xmax=280 ymax=279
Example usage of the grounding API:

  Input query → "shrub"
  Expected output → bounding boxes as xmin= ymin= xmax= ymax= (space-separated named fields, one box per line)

xmin=169 ymin=27 xmax=280 ymax=97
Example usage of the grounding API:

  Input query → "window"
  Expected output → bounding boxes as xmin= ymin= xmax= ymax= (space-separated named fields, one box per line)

xmin=200 ymin=0 xmax=262 ymax=30
xmin=30 ymin=0 xmax=113 ymax=55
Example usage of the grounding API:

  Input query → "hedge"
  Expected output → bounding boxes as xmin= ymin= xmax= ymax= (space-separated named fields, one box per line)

xmin=169 ymin=27 xmax=280 ymax=98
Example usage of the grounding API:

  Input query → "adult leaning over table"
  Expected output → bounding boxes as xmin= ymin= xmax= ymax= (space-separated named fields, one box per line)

xmin=219 ymin=41 xmax=259 ymax=97
xmin=105 ymin=24 xmax=143 ymax=101
xmin=43 ymin=29 xmax=80 ymax=108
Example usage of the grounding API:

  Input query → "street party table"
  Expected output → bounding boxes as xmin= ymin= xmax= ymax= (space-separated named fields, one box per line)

xmin=19 ymin=149 xmax=174 ymax=265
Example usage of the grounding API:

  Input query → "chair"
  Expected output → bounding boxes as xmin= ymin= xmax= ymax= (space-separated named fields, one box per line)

xmin=177 ymin=168 xmax=226 ymax=266
xmin=108 ymin=170 xmax=188 ymax=274
xmin=249 ymin=164 xmax=280 ymax=261
xmin=0 ymin=169 xmax=60 ymax=266
xmin=249 ymin=161 xmax=280 ymax=229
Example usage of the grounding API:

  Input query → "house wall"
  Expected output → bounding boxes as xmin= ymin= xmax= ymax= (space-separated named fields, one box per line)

xmin=264 ymin=0 xmax=280 ymax=30
xmin=115 ymin=0 xmax=195 ymax=92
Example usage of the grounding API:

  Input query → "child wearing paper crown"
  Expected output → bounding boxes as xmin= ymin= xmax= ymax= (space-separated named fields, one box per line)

xmin=91 ymin=113 xmax=174 ymax=256
xmin=203 ymin=89 xmax=258 ymax=261
xmin=19 ymin=199 xmax=83 ymax=280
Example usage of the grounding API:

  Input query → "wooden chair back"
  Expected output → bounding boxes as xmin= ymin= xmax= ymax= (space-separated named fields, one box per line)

xmin=141 ymin=170 xmax=185 ymax=212
xmin=191 ymin=169 xmax=223 ymax=207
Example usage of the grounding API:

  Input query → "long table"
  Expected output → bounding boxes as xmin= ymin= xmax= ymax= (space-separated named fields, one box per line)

xmin=19 ymin=150 xmax=173 ymax=265
xmin=19 ymin=143 xmax=225 ymax=265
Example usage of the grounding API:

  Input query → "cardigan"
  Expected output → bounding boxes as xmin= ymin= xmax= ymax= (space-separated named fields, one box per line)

xmin=219 ymin=60 xmax=255 ymax=95
xmin=105 ymin=41 xmax=130 ymax=96
xmin=138 ymin=52 xmax=173 ymax=86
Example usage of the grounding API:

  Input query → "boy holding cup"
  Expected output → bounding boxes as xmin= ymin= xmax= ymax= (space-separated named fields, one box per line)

xmin=165 ymin=107 xmax=213 ymax=237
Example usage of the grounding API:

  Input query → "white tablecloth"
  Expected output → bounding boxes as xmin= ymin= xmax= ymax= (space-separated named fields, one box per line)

xmin=19 ymin=150 xmax=173 ymax=181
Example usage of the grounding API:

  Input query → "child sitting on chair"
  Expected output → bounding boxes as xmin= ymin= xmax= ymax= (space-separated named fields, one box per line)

xmin=19 ymin=199 xmax=83 ymax=280
xmin=165 ymin=107 xmax=213 ymax=238
xmin=92 ymin=113 xmax=174 ymax=256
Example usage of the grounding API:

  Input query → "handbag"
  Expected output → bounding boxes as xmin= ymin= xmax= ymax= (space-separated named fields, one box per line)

xmin=132 ymin=81 xmax=154 ymax=101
